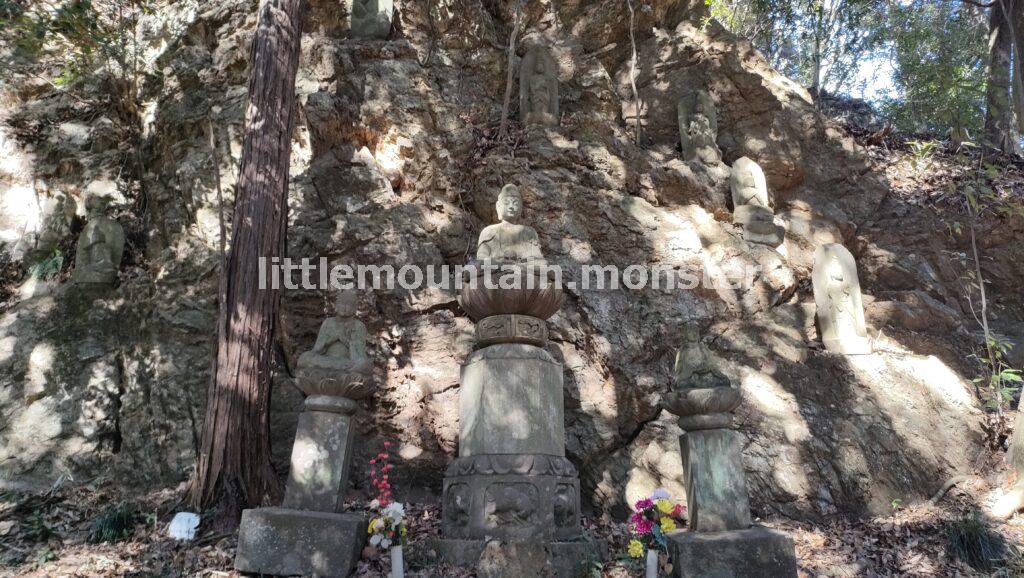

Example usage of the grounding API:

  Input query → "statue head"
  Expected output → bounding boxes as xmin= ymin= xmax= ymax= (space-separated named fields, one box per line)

xmin=335 ymin=289 xmax=358 ymax=317
xmin=828 ymin=255 xmax=845 ymax=283
xmin=683 ymin=322 xmax=701 ymax=344
xmin=84 ymin=195 xmax=111 ymax=216
xmin=534 ymin=55 xmax=547 ymax=75
xmin=495 ymin=184 xmax=522 ymax=223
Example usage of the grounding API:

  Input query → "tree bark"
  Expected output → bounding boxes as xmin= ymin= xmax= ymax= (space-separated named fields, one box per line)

xmin=189 ymin=0 xmax=305 ymax=520
xmin=985 ymin=0 xmax=1020 ymax=153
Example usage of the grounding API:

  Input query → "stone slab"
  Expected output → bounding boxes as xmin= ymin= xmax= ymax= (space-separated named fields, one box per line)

xmin=460 ymin=343 xmax=565 ymax=457
xmin=282 ymin=409 xmax=356 ymax=512
xmin=681 ymin=429 xmax=752 ymax=532
xmin=667 ymin=526 xmax=798 ymax=578
xmin=235 ymin=507 xmax=366 ymax=578
xmin=428 ymin=538 xmax=602 ymax=578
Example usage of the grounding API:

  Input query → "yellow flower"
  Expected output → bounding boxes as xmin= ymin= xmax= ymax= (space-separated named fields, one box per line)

xmin=368 ymin=518 xmax=380 ymax=534
xmin=656 ymin=499 xmax=673 ymax=514
xmin=400 ymin=526 xmax=408 ymax=536
xmin=660 ymin=517 xmax=677 ymax=533
xmin=628 ymin=539 xmax=645 ymax=558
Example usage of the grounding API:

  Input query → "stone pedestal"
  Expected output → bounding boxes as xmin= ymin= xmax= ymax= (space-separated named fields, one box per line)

xmin=667 ymin=526 xmax=798 ymax=578
xmin=734 ymin=205 xmax=784 ymax=247
xmin=235 ymin=508 xmax=366 ymax=578
xmin=681 ymin=429 xmax=751 ymax=532
xmin=281 ymin=396 xmax=358 ymax=512
xmin=460 ymin=344 xmax=565 ymax=457
xmin=438 ymin=260 xmax=595 ymax=574
xmin=430 ymin=538 xmax=601 ymax=578
xmin=442 ymin=454 xmax=580 ymax=541
xmin=235 ymin=392 xmax=366 ymax=577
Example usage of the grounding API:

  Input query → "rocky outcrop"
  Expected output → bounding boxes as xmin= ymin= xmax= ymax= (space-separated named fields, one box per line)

xmin=0 ymin=0 xmax=998 ymax=523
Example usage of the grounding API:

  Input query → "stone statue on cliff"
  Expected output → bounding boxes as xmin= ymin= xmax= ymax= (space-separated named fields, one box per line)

xmin=350 ymin=0 xmax=393 ymax=39
xmin=731 ymin=156 xmax=784 ymax=247
xmin=476 ymin=184 xmax=546 ymax=265
xmin=812 ymin=244 xmax=872 ymax=355
xmin=297 ymin=289 xmax=372 ymax=376
xmin=673 ymin=323 xmax=731 ymax=390
xmin=678 ymin=90 xmax=721 ymax=164
xmin=73 ymin=196 xmax=125 ymax=285
xmin=520 ymin=47 xmax=559 ymax=127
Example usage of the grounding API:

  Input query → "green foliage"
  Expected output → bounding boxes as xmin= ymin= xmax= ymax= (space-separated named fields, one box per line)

xmin=87 ymin=504 xmax=137 ymax=543
xmin=707 ymin=0 xmax=889 ymax=94
xmin=945 ymin=510 xmax=1005 ymax=572
xmin=879 ymin=0 xmax=988 ymax=134
xmin=0 ymin=0 xmax=153 ymax=88
xmin=907 ymin=140 xmax=939 ymax=172
xmin=29 ymin=249 xmax=63 ymax=280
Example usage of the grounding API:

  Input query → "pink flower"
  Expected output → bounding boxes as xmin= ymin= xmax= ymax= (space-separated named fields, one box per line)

xmin=629 ymin=512 xmax=643 ymax=525
xmin=635 ymin=499 xmax=653 ymax=511
xmin=634 ymin=517 xmax=654 ymax=535
xmin=671 ymin=504 xmax=684 ymax=517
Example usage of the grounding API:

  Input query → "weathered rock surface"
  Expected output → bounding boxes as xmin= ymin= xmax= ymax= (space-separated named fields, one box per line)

xmin=0 ymin=0 xmax=999 ymax=525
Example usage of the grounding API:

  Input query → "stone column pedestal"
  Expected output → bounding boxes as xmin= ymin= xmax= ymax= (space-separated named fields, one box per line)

xmin=235 ymin=379 xmax=368 ymax=578
xmin=433 ymin=278 xmax=600 ymax=576
xmin=663 ymin=377 xmax=797 ymax=577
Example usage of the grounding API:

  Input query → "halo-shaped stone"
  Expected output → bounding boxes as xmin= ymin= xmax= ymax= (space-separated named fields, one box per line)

xmin=662 ymin=386 xmax=742 ymax=418
xmin=459 ymin=263 xmax=564 ymax=321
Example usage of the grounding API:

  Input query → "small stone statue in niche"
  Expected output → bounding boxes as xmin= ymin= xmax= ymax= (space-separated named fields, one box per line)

xmin=350 ymin=0 xmax=393 ymax=39
xmin=73 ymin=196 xmax=125 ymax=285
xmin=520 ymin=47 xmax=559 ymax=127
xmin=297 ymin=289 xmax=373 ymax=375
xmin=476 ymin=184 xmax=546 ymax=265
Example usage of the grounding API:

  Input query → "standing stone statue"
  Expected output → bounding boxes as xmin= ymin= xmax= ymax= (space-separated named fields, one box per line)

xmin=434 ymin=187 xmax=597 ymax=571
xmin=520 ymin=47 xmax=559 ymax=127
xmin=476 ymin=184 xmax=546 ymax=264
xmin=731 ymin=156 xmax=784 ymax=247
xmin=235 ymin=289 xmax=372 ymax=578
xmin=812 ymin=244 xmax=873 ymax=355
xmin=350 ymin=0 xmax=393 ymax=39
xmin=678 ymin=90 xmax=721 ymax=164
xmin=72 ymin=197 xmax=124 ymax=285
xmin=662 ymin=324 xmax=798 ymax=577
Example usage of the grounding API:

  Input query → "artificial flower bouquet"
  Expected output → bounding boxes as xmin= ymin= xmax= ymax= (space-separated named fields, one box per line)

xmin=627 ymin=488 xmax=687 ymax=558
xmin=367 ymin=442 xmax=408 ymax=550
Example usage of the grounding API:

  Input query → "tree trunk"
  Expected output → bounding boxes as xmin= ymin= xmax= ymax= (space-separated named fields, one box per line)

xmin=986 ymin=0 xmax=1020 ymax=153
xmin=189 ymin=0 xmax=305 ymax=520
xmin=1012 ymin=0 xmax=1024 ymax=132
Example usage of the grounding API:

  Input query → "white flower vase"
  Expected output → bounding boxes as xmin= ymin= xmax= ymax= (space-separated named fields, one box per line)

xmin=645 ymin=549 xmax=658 ymax=578
xmin=390 ymin=545 xmax=405 ymax=578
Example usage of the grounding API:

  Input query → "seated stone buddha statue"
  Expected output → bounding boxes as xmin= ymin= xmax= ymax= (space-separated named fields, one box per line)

xmin=297 ymin=289 xmax=372 ymax=376
xmin=476 ymin=184 xmax=546 ymax=265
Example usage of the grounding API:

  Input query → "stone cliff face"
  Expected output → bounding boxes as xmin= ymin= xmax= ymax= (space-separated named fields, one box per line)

xmin=0 ymin=0 xmax=1004 ymax=521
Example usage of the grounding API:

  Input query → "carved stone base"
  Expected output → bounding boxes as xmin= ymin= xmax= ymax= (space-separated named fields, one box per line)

xmin=734 ymin=205 xmax=784 ymax=247
xmin=476 ymin=314 xmax=548 ymax=346
xmin=442 ymin=454 xmax=581 ymax=541
xmin=428 ymin=538 xmax=601 ymax=578
xmin=666 ymin=526 xmax=798 ymax=578
xmin=235 ymin=508 xmax=366 ymax=578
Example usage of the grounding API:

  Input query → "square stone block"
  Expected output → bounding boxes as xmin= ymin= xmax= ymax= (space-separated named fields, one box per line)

xmin=282 ymin=409 xmax=356 ymax=512
xmin=681 ymin=429 xmax=752 ymax=532
xmin=428 ymin=538 xmax=602 ymax=578
xmin=460 ymin=344 xmax=565 ymax=456
xmin=235 ymin=507 xmax=366 ymax=578
xmin=667 ymin=526 xmax=798 ymax=578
